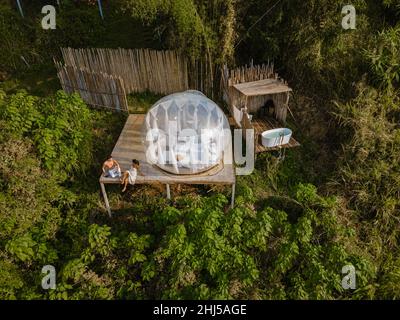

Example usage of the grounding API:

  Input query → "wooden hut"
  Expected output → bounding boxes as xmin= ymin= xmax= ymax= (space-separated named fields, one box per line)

xmin=221 ymin=62 xmax=300 ymax=153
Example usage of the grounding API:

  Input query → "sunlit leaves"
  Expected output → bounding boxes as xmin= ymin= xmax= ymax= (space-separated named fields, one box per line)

xmin=5 ymin=234 xmax=36 ymax=262
xmin=1 ymin=90 xmax=93 ymax=177
xmin=366 ymin=26 xmax=400 ymax=91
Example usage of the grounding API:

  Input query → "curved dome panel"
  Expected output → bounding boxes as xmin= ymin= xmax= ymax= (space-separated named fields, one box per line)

xmin=142 ymin=90 xmax=230 ymax=175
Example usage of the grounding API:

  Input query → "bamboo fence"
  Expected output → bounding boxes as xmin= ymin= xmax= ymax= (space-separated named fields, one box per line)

xmin=55 ymin=48 xmax=215 ymax=111
xmin=55 ymin=60 xmax=128 ymax=112
xmin=60 ymin=48 xmax=190 ymax=95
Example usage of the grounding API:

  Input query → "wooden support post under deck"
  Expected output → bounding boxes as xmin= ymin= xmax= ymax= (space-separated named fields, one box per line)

xmin=231 ymin=183 xmax=236 ymax=209
xmin=166 ymin=184 xmax=171 ymax=199
xmin=100 ymin=182 xmax=112 ymax=217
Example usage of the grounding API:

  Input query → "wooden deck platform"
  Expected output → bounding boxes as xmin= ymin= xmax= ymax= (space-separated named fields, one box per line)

xmin=252 ymin=118 xmax=300 ymax=153
xmin=100 ymin=114 xmax=236 ymax=216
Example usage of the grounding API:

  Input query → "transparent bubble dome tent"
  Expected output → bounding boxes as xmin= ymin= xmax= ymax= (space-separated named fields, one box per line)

xmin=142 ymin=90 xmax=230 ymax=175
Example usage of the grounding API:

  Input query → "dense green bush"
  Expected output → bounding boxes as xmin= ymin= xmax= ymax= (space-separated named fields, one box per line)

xmin=0 ymin=6 xmax=37 ymax=73
xmin=1 ymin=90 xmax=93 ymax=178
xmin=0 ymin=90 xmax=94 ymax=299
xmin=120 ymin=0 xmax=236 ymax=63
xmin=366 ymin=25 xmax=400 ymax=91
xmin=35 ymin=4 xmax=106 ymax=57
xmin=0 ymin=3 xmax=105 ymax=73
xmin=336 ymin=86 xmax=400 ymax=240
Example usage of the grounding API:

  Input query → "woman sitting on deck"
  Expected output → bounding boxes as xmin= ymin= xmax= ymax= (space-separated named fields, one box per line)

xmin=102 ymin=155 xmax=121 ymax=178
xmin=121 ymin=159 xmax=140 ymax=192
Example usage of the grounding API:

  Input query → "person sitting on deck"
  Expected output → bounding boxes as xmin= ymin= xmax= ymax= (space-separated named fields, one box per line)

xmin=121 ymin=159 xmax=140 ymax=192
xmin=102 ymin=155 xmax=121 ymax=178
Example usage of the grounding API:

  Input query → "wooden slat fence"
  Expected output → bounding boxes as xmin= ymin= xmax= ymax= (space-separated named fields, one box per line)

xmin=224 ymin=62 xmax=277 ymax=86
xmin=55 ymin=60 xmax=128 ymax=112
xmin=56 ymin=48 xmax=216 ymax=111
xmin=60 ymin=48 xmax=190 ymax=95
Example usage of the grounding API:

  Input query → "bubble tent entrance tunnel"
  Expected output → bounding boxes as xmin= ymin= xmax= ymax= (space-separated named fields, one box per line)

xmin=142 ymin=90 xmax=230 ymax=175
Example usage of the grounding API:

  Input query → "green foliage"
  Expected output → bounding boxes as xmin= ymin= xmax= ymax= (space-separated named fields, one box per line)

xmin=126 ymin=233 xmax=151 ymax=265
xmin=1 ymin=90 xmax=93 ymax=177
xmin=0 ymin=89 xmax=97 ymax=299
xmin=121 ymin=0 xmax=236 ymax=63
xmin=375 ymin=255 xmax=400 ymax=299
xmin=0 ymin=136 xmax=62 ymax=298
xmin=0 ymin=137 xmax=63 ymax=240
xmin=366 ymin=25 xmax=400 ymax=91
xmin=147 ymin=193 xmax=262 ymax=299
xmin=256 ymin=183 xmax=373 ymax=300
xmin=335 ymin=85 xmax=400 ymax=247
xmin=127 ymin=91 xmax=162 ymax=114
xmin=0 ymin=2 xmax=106 ymax=73
xmin=35 ymin=4 xmax=106 ymax=57
xmin=114 ymin=185 xmax=371 ymax=300
xmin=0 ymin=91 xmax=40 ymax=134
xmin=0 ymin=260 xmax=24 ymax=300
xmin=0 ymin=6 xmax=36 ymax=73
xmin=5 ymin=234 xmax=36 ymax=263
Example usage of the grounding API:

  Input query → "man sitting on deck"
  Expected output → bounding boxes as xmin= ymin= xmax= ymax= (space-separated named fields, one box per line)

xmin=120 ymin=159 xmax=140 ymax=192
xmin=102 ymin=155 xmax=121 ymax=178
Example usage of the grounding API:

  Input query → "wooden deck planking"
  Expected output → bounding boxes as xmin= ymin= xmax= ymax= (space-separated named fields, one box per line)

xmin=252 ymin=118 xmax=300 ymax=153
xmin=100 ymin=114 xmax=235 ymax=185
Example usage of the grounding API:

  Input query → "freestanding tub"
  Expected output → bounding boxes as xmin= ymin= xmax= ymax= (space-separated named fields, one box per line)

xmin=261 ymin=128 xmax=292 ymax=148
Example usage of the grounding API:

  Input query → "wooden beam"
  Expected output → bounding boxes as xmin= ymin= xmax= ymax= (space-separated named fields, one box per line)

xmin=231 ymin=183 xmax=235 ymax=209
xmin=100 ymin=182 xmax=112 ymax=217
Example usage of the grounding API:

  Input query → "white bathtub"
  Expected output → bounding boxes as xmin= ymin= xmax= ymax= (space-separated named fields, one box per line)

xmin=261 ymin=128 xmax=292 ymax=148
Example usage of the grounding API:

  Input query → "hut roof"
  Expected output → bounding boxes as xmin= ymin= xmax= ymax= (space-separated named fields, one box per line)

xmin=233 ymin=78 xmax=292 ymax=97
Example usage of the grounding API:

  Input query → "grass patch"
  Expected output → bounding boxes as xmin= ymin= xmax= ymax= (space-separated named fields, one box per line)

xmin=0 ymin=63 xmax=60 ymax=96
xmin=127 ymin=91 xmax=162 ymax=114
